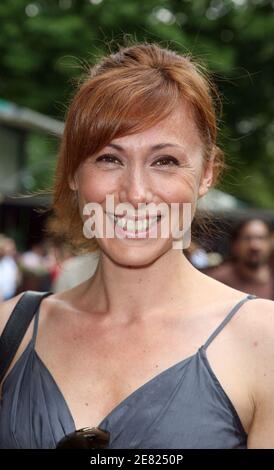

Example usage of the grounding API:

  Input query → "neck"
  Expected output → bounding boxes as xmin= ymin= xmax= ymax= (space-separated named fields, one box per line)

xmin=236 ymin=260 xmax=270 ymax=283
xmin=82 ymin=248 xmax=201 ymax=323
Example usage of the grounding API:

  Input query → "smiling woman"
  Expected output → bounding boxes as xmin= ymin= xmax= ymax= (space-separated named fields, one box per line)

xmin=1 ymin=41 xmax=274 ymax=450
xmin=49 ymin=41 xmax=226 ymax=253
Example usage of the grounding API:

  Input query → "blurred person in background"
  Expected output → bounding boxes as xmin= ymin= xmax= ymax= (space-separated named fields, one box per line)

xmin=184 ymin=240 xmax=209 ymax=269
xmin=19 ymin=242 xmax=47 ymax=271
xmin=3 ymin=237 xmax=19 ymax=262
xmin=0 ymin=235 xmax=20 ymax=301
xmin=205 ymin=218 xmax=274 ymax=299
xmin=46 ymin=240 xmax=75 ymax=286
xmin=18 ymin=241 xmax=52 ymax=292
xmin=185 ymin=240 xmax=223 ymax=270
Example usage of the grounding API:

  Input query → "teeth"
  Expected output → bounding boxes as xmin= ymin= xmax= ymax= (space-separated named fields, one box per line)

xmin=108 ymin=214 xmax=160 ymax=232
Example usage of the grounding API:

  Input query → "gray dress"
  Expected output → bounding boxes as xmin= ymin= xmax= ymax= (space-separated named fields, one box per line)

xmin=0 ymin=293 xmax=257 ymax=449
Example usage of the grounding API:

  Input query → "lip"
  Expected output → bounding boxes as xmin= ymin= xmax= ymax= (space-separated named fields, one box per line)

xmin=104 ymin=211 xmax=162 ymax=239
xmin=113 ymin=215 xmax=161 ymax=239
xmin=105 ymin=211 xmax=160 ymax=221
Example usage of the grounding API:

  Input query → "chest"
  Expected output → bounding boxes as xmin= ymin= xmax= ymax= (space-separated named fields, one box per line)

xmin=34 ymin=339 xmax=251 ymax=435
xmin=2 ymin=358 xmax=248 ymax=449
xmin=34 ymin=308 xmax=254 ymax=434
xmin=36 ymin=336 xmax=192 ymax=429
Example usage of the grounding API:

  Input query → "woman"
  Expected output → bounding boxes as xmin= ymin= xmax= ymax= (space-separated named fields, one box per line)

xmin=0 ymin=42 xmax=274 ymax=449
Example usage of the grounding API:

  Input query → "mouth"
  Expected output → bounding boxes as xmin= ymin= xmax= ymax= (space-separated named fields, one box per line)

xmin=105 ymin=212 xmax=162 ymax=237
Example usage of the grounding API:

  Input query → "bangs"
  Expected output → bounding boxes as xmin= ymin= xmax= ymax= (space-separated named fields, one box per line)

xmin=65 ymin=67 xmax=181 ymax=175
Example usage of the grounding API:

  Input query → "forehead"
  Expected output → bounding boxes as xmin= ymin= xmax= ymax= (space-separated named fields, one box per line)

xmin=109 ymin=102 xmax=203 ymax=152
xmin=241 ymin=220 xmax=269 ymax=235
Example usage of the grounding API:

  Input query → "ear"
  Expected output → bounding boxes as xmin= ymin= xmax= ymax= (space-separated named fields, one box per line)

xmin=198 ymin=156 xmax=214 ymax=198
xmin=68 ymin=174 xmax=78 ymax=191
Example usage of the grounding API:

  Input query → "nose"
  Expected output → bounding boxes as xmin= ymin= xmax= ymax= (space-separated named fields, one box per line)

xmin=119 ymin=165 xmax=153 ymax=208
xmin=250 ymin=240 xmax=261 ymax=250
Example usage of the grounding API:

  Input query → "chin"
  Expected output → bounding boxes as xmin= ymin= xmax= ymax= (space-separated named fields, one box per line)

xmin=99 ymin=239 xmax=170 ymax=268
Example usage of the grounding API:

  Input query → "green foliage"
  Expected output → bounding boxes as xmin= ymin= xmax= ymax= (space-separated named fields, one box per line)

xmin=0 ymin=0 xmax=273 ymax=207
xmin=25 ymin=131 xmax=58 ymax=190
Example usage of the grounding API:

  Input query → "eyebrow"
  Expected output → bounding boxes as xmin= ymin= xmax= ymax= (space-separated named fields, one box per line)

xmin=106 ymin=142 xmax=184 ymax=152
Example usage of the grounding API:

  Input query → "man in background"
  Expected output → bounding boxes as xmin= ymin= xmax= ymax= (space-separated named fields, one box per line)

xmin=204 ymin=218 xmax=274 ymax=300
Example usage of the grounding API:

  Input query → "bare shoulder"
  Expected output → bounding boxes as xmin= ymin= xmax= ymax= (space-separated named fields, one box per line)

xmin=0 ymin=280 xmax=92 ymax=340
xmin=200 ymin=278 xmax=274 ymax=447
xmin=220 ymin=294 xmax=274 ymax=364
xmin=244 ymin=297 xmax=274 ymax=377
xmin=0 ymin=290 xmax=61 ymax=336
xmin=0 ymin=290 xmax=62 ymax=391
xmin=240 ymin=297 xmax=274 ymax=355
xmin=240 ymin=297 xmax=274 ymax=448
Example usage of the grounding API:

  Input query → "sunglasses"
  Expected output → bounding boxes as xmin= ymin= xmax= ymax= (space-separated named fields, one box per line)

xmin=56 ymin=426 xmax=110 ymax=449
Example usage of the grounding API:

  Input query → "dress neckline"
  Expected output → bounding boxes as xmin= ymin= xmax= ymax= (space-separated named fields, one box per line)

xmin=1 ymin=336 xmax=247 ymax=440
xmin=33 ymin=344 xmax=201 ymax=431
xmin=1 ymin=293 xmax=255 ymax=436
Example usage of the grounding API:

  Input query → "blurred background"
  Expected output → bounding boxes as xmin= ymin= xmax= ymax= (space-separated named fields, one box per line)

xmin=0 ymin=0 xmax=274 ymax=299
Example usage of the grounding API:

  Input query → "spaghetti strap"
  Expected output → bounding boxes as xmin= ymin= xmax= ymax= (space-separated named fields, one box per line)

xmin=32 ymin=303 xmax=41 ymax=347
xmin=203 ymin=294 xmax=257 ymax=350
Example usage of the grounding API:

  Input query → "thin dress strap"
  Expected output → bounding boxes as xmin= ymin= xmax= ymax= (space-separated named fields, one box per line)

xmin=31 ymin=303 xmax=41 ymax=347
xmin=203 ymin=294 xmax=257 ymax=350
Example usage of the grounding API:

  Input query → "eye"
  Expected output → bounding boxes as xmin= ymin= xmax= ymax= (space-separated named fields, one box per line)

xmin=95 ymin=154 xmax=122 ymax=165
xmin=152 ymin=156 xmax=180 ymax=167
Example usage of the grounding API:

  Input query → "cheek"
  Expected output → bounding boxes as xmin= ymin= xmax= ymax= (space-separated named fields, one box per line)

xmin=154 ymin=176 xmax=198 ymax=230
xmin=156 ymin=173 xmax=199 ymax=203
xmin=77 ymin=169 xmax=117 ymax=204
xmin=77 ymin=165 xmax=200 ymax=205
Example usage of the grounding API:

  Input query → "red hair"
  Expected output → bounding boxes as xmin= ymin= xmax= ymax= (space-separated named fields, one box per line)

xmin=48 ymin=41 xmax=226 ymax=252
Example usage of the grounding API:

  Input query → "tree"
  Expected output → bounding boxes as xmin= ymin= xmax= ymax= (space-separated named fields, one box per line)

xmin=0 ymin=0 xmax=273 ymax=207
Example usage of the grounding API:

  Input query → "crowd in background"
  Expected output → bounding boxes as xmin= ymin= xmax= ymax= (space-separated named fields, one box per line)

xmin=0 ymin=234 xmax=100 ymax=301
xmin=1 ymin=217 xmax=274 ymax=302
